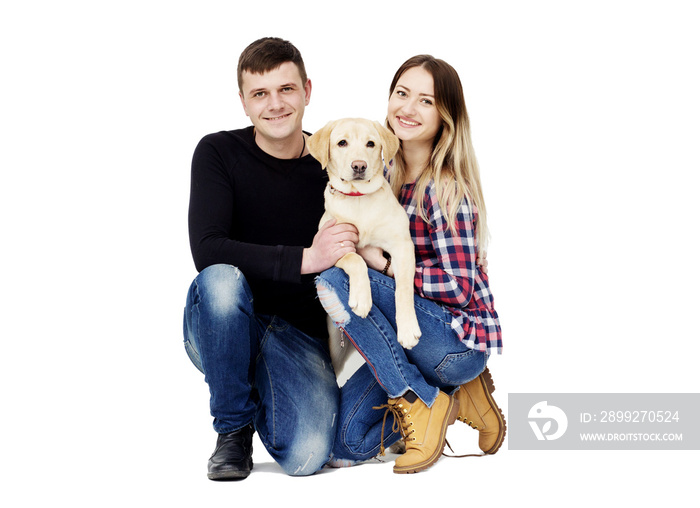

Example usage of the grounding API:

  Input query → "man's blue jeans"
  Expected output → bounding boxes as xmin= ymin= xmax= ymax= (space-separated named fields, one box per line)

xmin=316 ymin=266 xmax=488 ymax=462
xmin=183 ymin=264 xmax=339 ymax=476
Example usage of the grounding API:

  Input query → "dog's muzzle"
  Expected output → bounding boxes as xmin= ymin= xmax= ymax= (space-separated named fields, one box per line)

xmin=351 ymin=160 xmax=367 ymax=180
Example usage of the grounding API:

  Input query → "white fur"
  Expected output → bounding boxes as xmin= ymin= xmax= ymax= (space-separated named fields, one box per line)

xmin=309 ymin=118 xmax=422 ymax=375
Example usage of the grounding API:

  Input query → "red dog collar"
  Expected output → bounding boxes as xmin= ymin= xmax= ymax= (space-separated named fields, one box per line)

xmin=328 ymin=184 xmax=364 ymax=196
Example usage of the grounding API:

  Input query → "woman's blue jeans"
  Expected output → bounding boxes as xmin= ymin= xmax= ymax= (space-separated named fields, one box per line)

xmin=183 ymin=264 xmax=339 ymax=476
xmin=316 ymin=266 xmax=488 ymax=462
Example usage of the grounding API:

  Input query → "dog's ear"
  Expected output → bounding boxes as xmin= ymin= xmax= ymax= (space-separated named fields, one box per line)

xmin=308 ymin=120 xmax=338 ymax=168
xmin=373 ymin=121 xmax=400 ymax=166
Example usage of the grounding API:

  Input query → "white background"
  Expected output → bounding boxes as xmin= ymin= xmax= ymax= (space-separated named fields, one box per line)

xmin=2 ymin=0 xmax=698 ymax=505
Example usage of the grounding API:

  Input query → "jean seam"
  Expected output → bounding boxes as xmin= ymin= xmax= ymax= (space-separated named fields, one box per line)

xmin=258 ymin=323 xmax=277 ymax=449
xmin=368 ymin=311 xmax=414 ymax=398
xmin=191 ymin=279 xmax=204 ymax=373
xmin=340 ymin=316 xmax=412 ymax=401
xmin=264 ymin=355 xmax=277 ymax=449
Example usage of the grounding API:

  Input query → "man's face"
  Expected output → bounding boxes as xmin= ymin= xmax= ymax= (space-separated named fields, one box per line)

xmin=239 ymin=61 xmax=311 ymax=151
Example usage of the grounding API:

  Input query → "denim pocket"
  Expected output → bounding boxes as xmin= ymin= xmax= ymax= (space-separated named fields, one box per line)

xmin=435 ymin=349 xmax=486 ymax=385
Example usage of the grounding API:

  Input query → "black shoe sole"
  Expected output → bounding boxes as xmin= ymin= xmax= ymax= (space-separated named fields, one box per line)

xmin=207 ymin=469 xmax=251 ymax=481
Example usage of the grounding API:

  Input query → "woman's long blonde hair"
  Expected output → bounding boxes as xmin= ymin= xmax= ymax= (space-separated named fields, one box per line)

xmin=387 ymin=55 xmax=489 ymax=254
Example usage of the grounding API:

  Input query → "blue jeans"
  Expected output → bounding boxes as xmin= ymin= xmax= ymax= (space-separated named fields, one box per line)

xmin=316 ymin=266 xmax=487 ymax=461
xmin=183 ymin=264 xmax=339 ymax=476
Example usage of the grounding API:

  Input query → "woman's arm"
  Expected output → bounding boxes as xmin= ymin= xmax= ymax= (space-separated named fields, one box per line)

xmin=414 ymin=195 xmax=478 ymax=309
xmin=357 ymin=245 xmax=394 ymax=277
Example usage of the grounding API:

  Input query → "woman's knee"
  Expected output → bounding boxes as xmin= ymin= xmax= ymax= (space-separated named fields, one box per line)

xmin=315 ymin=267 xmax=348 ymax=290
xmin=316 ymin=267 xmax=351 ymax=325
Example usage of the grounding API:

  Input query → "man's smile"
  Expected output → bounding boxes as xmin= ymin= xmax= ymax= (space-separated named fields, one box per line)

xmin=265 ymin=113 xmax=293 ymax=121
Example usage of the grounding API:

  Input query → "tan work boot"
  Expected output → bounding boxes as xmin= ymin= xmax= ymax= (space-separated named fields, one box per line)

xmin=453 ymin=367 xmax=506 ymax=454
xmin=376 ymin=391 xmax=459 ymax=474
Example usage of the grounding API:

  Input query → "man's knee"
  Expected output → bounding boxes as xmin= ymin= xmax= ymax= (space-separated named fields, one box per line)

xmin=280 ymin=429 xmax=334 ymax=476
xmin=260 ymin=374 xmax=338 ymax=476
xmin=194 ymin=264 xmax=252 ymax=317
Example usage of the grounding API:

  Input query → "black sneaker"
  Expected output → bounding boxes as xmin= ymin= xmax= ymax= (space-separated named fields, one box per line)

xmin=207 ymin=424 xmax=254 ymax=480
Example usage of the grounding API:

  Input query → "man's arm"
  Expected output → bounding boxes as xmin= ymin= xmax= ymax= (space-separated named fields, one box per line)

xmin=187 ymin=136 xmax=303 ymax=281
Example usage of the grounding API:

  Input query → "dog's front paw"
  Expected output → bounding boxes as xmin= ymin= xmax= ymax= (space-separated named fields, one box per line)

xmin=397 ymin=331 xmax=420 ymax=349
xmin=348 ymin=279 xmax=372 ymax=318
xmin=396 ymin=320 xmax=421 ymax=350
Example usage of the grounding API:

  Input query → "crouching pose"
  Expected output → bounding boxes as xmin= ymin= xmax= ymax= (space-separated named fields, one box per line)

xmin=316 ymin=55 xmax=506 ymax=474
xmin=183 ymin=37 xmax=360 ymax=480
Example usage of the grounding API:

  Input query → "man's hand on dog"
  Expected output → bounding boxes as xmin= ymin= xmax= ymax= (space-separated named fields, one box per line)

xmin=301 ymin=219 xmax=360 ymax=274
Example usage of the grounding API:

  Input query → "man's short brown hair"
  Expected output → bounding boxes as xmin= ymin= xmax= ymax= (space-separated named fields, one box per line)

xmin=237 ymin=37 xmax=308 ymax=91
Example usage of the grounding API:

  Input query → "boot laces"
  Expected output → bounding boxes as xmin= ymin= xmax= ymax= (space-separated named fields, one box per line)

xmin=373 ymin=401 xmax=416 ymax=456
xmin=457 ymin=416 xmax=479 ymax=430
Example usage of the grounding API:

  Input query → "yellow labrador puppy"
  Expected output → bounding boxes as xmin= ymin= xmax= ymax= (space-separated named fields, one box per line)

xmin=309 ymin=118 xmax=422 ymax=372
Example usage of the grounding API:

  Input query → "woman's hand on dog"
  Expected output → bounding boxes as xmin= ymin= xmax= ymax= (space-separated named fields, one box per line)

xmin=301 ymin=219 xmax=359 ymax=274
xmin=356 ymin=246 xmax=393 ymax=277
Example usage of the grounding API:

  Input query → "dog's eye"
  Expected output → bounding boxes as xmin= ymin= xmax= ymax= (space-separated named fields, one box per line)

xmin=366 ymin=141 xmax=375 ymax=148
xmin=337 ymin=140 xmax=347 ymax=147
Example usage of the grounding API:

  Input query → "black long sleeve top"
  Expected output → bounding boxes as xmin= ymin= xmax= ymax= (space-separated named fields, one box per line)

xmin=188 ymin=126 xmax=329 ymax=340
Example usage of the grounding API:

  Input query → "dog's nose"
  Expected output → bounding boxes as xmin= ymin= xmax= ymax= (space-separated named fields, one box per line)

xmin=351 ymin=160 xmax=367 ymax=175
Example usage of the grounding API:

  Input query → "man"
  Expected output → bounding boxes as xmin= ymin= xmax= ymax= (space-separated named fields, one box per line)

xmin=183 ymin=37 xmax=359 ymax=480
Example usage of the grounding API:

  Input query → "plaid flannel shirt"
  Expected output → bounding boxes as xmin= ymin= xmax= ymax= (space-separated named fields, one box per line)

xmin=396 ymin=177 xmax=502 ymax=354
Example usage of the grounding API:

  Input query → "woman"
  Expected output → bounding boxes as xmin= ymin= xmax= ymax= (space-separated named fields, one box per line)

xmin=316 ymin=55 xmax=504 ymax=474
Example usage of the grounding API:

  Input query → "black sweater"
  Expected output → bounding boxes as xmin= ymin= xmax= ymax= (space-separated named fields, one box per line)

xmin=188 ymin=126 xmax=329 ymax=340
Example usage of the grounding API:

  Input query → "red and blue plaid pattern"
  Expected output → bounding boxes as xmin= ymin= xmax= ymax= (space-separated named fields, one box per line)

xmin=397 ymin=179 xmax=502 ymax=354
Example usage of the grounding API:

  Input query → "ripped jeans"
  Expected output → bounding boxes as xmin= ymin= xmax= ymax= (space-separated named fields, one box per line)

xmin=183 ymin=264 xmax=339 ymax=476
xmin=315 ymin=266 xmax=487 ymax=461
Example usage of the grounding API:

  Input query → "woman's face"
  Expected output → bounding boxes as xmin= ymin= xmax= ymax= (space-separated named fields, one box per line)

xmin=387 ymin=66 xmax=442 ymax=145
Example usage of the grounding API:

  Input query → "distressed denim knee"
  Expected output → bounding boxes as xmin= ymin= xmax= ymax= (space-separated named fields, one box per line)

xmin=194 ymin=264 xmax=252 ymax=318
xmin=184 ymin=264 xmax=254 ymax=372
xmin=277 ymin=429 xmax=334 ymax=476
xmin=315 ymin=267 xmax=352 ymax=326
